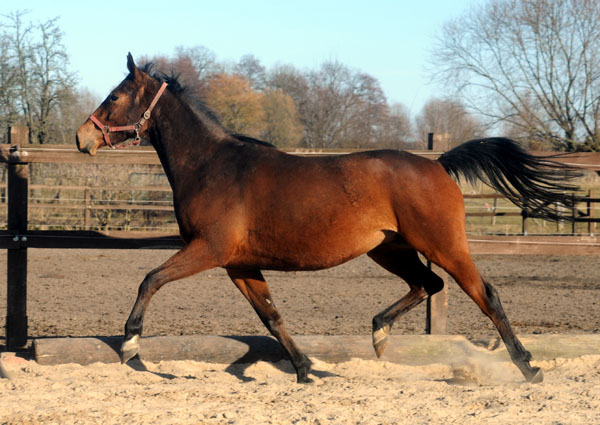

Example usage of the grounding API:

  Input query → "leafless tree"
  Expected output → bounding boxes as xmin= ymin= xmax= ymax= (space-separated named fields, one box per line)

xmin=1 ymin=10 xmax=76 ymax=144
xmin=415 ymin=98 xmax=484 ymax=149
xmin=430 ymin=0 xmax=600 ymax=151
xmin=235 ymin=54 xmax=266 ymax=90
xmin=175 ymin=45 xmax=219 ymax=80
xmin=376 ymin=103 xmax=414 ymax=149
xmin=30 ymin=17 xmax=76 ymax=143
xmin=0 ymin=35 xmax=18 ymax=142
xmin=53 ymin=87 xmax=101 ymax=144
xmin=290 ymin=61 xmax=391 ymax=148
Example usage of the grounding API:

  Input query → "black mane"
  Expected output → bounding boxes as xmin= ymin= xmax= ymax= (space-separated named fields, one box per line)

xmin=140 ymin=63 xmax=276 ymax=149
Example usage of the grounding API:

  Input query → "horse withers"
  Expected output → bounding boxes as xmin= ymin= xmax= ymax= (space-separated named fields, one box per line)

xmin=76 ymin=53 xmax=581 ymax=384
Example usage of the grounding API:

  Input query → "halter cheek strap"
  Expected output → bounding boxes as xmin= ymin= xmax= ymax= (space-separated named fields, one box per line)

xmin=89 ymin=82 xmax=168 ymax=149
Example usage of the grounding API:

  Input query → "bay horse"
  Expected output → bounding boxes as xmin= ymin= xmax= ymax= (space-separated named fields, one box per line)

xmin=76 ymin=54 xmax=580 ymax=384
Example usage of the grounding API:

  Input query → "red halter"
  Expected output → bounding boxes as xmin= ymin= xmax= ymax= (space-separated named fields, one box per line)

xmin=89 ymin=82 xmax=168 ymax=149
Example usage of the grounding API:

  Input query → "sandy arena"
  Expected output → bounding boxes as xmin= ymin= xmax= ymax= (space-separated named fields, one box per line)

xmin=1 ymin=249 xmax=600 ymax=423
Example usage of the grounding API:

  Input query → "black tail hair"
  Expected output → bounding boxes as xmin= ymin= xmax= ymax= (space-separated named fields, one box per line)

xmin=437 ymin=138 xmax=582 ymax=221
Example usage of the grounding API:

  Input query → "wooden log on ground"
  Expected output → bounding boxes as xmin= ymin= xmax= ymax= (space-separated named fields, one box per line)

xmin=32 ymin=334 xmax=600 ymax=366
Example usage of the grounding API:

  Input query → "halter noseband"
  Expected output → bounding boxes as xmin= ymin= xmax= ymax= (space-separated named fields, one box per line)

xmin=89 ymin=81 xmax=168 ymax=149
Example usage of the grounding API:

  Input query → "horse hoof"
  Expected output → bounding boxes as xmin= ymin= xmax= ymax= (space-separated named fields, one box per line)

xmin=120 ymin=335 xmax=140 ymax=364
xmin=297 ymin=375 xmax=314 ymax=384
xmin=372 ymin=325 xmax=390 ymax=358
xmin=527 ymin=367 xmax=544 ymax=384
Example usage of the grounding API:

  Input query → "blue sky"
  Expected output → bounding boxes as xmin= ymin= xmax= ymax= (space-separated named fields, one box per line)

xmin=7 ymin=0 xmax=477 ymax=115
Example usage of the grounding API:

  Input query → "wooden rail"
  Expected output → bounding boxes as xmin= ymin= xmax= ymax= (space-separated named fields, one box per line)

xmin=2 ymin=140 xmax=600 ymax=351
xmin=4 ymin=186 xmax=597 ymax=236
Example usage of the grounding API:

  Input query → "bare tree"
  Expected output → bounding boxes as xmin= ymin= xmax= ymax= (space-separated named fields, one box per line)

xmin=267 ymin=63 xmax=309 ymax=104
xmin=1 ymin=10 xmax=76 ymax=144
xmin=30 ymin=17 xmax=76 ymax=143
xmin=415 ymin=98 xmax=484 ymax=148
xmin=235 ymin=54 xmax=266 ymax=90
xmin=376 ymin=103 xmax=414 ymax=149
xmin=290 ymin=61 xmax=390 ymax=148
xmin=53 ymin=87 xmax=101 ymax=144
xmin=175 ymin=45 xmax=219 ymax=80
xmin=430 ymin=0 xmax=600 ymax=150
xmin=0 ymin=34 xmax=18 ymax=142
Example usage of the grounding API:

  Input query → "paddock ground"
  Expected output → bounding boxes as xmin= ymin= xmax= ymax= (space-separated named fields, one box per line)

xmin=1 ymin=250 xmax=600 ymax=424
xmin=1 ymin=249 xmax=599 ymax=340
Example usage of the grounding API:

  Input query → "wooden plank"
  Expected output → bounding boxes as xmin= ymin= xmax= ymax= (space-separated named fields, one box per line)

xmin=463 ymin=193 xmax=507 ymax=199
xmin=0 ymin=144 xmax=445 ymax=165
xmin=29 ymin=203 xmax=174 ymax=212
xmin=32 ymin=334 xmax=600 ymax=366
xmin=11 ymin=148 xmax=162 ymax=165
xmin=465 ymin=212 xmax=522 ymax=217
xmin=468 ymin=235 xmax=600 ymax=255
xmin=29 ymin=184 xmax=172 ymax=192
xmin=3 ymin=144 xmax=600 ymax=170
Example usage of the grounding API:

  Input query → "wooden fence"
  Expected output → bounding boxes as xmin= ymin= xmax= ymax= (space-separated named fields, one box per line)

xmin=3 ymin=141 xmax=600 ymax=351
xmin=1 ymin=185 xmax=597 ymax=235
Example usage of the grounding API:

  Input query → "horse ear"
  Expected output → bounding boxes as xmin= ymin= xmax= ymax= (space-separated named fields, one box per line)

xmin=127 ymin=52 xmax=137 ymax=76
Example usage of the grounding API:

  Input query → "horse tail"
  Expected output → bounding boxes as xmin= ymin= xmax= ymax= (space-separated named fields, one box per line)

xmin=437 ymin=137 xmax=582 ymax=221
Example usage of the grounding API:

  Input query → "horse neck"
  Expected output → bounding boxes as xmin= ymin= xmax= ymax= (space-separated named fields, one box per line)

xmin=147 ymin=94 xmax=226 ymax=191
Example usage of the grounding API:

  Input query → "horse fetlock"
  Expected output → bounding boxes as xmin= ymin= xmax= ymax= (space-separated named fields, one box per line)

xmin=120 ymin=334 xmax=140 ymax=364
xmin=372 ymin=323 xmax=391 ymax=358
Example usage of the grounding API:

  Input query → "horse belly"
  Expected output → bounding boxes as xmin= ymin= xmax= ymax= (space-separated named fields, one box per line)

xmin=235 ymin=216 xmax=391 ymax=271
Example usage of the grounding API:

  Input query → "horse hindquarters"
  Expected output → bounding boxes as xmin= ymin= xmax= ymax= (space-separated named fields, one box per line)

xmin=390 ymin=165 xmax=542 ymax=382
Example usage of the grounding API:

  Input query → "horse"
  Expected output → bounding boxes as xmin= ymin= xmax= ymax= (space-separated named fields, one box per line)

xmin=76 ymin=53 xmax=581 ymax=384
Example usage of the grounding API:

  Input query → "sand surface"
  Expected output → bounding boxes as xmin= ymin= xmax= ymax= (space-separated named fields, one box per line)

xmin=2 ymin=250 xmax=600 ymax=423
xmin=2 ymin=353 xmax=600 ymax=424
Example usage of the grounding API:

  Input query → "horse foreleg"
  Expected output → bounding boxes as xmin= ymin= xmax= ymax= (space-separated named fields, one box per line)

xmin=121 ymin=241 xmax=217 ymax=363
xmin=367 ymin=246 xmax=444 ymax=357
xmin=227 ymin=268 xmax=312 ymax=383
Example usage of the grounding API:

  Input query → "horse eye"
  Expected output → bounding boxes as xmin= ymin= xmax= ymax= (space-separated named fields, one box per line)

xmin=110 ymin=94 xmax=118 ymax=102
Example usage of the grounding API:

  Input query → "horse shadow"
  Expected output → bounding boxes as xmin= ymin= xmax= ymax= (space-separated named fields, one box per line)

xmin=113 ymin=335 xmax=338 ymax=383
xmin=221 ymin=336 xmax=339 ymax=382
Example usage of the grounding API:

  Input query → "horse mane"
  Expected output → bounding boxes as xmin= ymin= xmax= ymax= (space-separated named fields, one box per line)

xmin=139 ymin=63 xmax=276 ymax=149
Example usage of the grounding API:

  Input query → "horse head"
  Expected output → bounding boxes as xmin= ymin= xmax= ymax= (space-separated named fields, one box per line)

xmin=76 ymin=53 xmax=167 ymax=155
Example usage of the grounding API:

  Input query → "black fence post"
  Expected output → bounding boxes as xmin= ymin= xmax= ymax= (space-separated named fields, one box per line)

xmin=6 ymin=126 xmax=29 ymax=350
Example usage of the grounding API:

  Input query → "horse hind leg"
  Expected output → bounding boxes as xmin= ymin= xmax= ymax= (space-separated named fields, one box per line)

xmin=436 ymin=252 xmax=543 ymax=383
xmin=226 ymin=268 xmax=312 ymax=383
xmin=367 ymin=245 xmax=444 ymax=358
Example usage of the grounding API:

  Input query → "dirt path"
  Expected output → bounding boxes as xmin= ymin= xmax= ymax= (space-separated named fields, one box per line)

xmin=1 ymin=249 xmax=599 ymax=341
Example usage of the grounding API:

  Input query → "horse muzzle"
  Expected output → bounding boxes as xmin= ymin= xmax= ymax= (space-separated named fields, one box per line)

xmin=76 ymin=127 xmax=100 ymax=156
